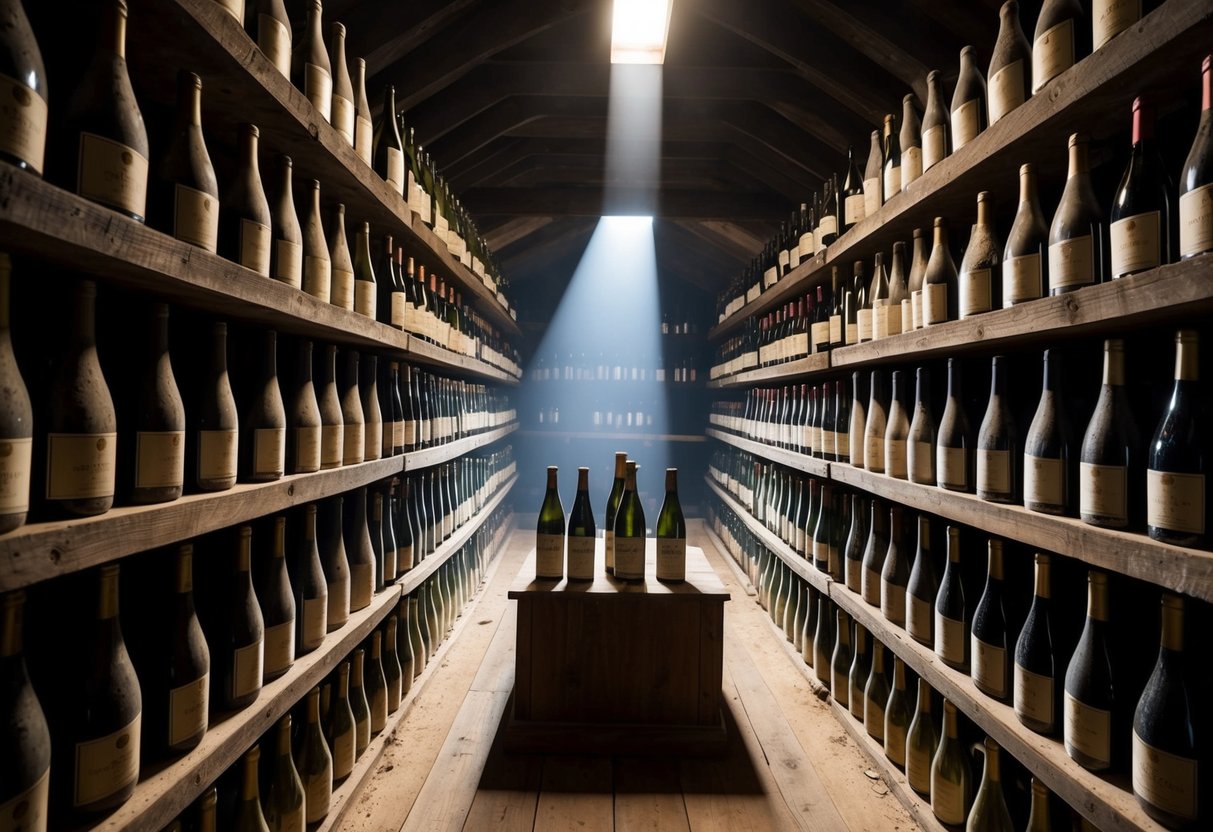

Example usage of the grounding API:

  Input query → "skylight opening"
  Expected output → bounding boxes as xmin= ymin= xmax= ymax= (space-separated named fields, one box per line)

xmin=611 ymin=0 xmax=672 ymax=64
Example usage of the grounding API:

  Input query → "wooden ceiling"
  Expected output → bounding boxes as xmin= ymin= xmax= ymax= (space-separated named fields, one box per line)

xmin=329 ymin=0 xmax=1024 ymax=297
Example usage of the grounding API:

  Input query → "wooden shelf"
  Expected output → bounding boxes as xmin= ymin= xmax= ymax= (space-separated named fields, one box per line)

xmin=706 ymin=428 xmax=829 ymax=478
xmin=518 ymin=430 xmax=708 ymax=443
xmin=831 ymin=462 xmax=1213 ymax=603
xmin=708 ymin=353 xmax=831 ymax=389
xmin=404 ymin=337 xmax=520 ymax=384
xmin=93 ymin=584 xmax=403 ymax=832
xmin=402 ymin=423 xmax=518 ymax=473
xmin=126 ymin=0 xmax=519 ymax=335
xmin=708 ymin=0 xmax=1213 ymax=342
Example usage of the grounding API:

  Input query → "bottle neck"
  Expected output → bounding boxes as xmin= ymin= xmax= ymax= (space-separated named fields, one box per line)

xmin=98 ymin=566 xmax=120 ymax=621
xmin=333 ymin=23 xmax=347 ymax=61
xmin=1018 ymin=167 xmax=1036 ymax=205
xmin=1033 ymin=556 xmax=1050 ymax=599
xmin=279 ymin=159 xmax=294 ymax=199
xmin=893 ymin=659 xmax=906 ymax=690
xmin=1132 ymin=103 xmax=1154 ymax=146
xmin=262 ymin=333 xmax=277 ymax=381
xmin=1087 ymin=575 xmax=1108 ymax=622
xmin=107 ymin=2 xmax=128 ymax=60
xmin=917 ymin=678 xmax=932 ymax=713
xmin=298 ymin=342 xmax=313 ymax=383
xmin=352 ymin=651 xmax=364 ymax=684
xmin=241 ymin=129 xmax=260 ymax=176
xmin=371 ymin=632 xmax=382 ymax=660
xmin=984 ymin=744 xmax=1002 ymax=783
xmin=1174 ymin=334 xmax=1199 ymax=382
xmin=1067 ymin=139 xmax=1089 ymax=179
xmin=932 ymin=223 xmax=947 ymax=251
xmin=0 ymin=593 xmax=24 ymax=658
xmin=305 ymin=505 xmax=318 ymax=543
xmin=943 ymin=703 xmax=959 ymax=737
xmin=175 ymin=548 xmax=193 ymax=594
xmin=72 ymin=281 xmax=98 ymax=348
xmin=277 ymin=716 xmax=292 ymax=756
xmin=987 ymin=543 xmax=1004 ymax=580
xmin=241 ymin=751 xmax=260 ymax=801
xmin=990 ymin=359 xmax=1006 ymax=397
xmin=1203 ymin=61 xmax=1211 ymax=112
xmin=546 ymin=469 xmax=558 ymax=491
xmin=1102 ymin=342 xmax=1125 ymax=386
xmin=182 ymin=83 xmax=202 ymax=129
xmin=976 ymin=196 xmax=991 ymax=228
xmin=236 ymin=529 xmax=252 ymax=574
xmin=1161 ymin=596 xmax=1184 ymax=652
xmin=273 ymin=517 xmax=286 ymax=561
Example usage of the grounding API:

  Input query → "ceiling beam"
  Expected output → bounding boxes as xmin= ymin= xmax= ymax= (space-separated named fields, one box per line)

xmin=483 ymin=216 xmax=557 ymax=250
xmin=671 ymin=220 xmax=758 ymax=262
xmin=462 ymin=187 xmax=788 ymax=221
xmin=902 ymin=0 xmax=993 ymax=54
xmin=341 ymin=0 xmax=479 ymax=79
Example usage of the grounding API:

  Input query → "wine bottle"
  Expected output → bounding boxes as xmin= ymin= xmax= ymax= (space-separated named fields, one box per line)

xmin=931 ymin=699 xmax=971 ymax=825
xmin=886 ymin=242 xmax=908 ymax=338
xmin=253 ymin=0 xmax=291 ymax=78
xmin=233 ymin=746 xmax=270 ymax=831
xmin=843 ymin=145 xmax=865 ymax=230
xmin=329 ymin=22 xmax=354 ymax=145
xmin=0 ymin=589 xmax=50 ymax=828
xmin=922 ymin=70 xmax=949 ymax=172
xmin=269 ymin=155 xmax=303 ymax=289
xmin=978 ymin=356 xmax=1018 ymax=503
xmin=1111 ymin=97 xmax=1173 ymax=278
xmin=870 ymin=252 xmax=891 ymax=341
xmin=848 ymin=621 xmax=870 ymax=719
xmin=922 ymin=217 xmax=957 ymax=326
xmin=656 ymin=468 xmax=686 ymax=582
xmin=950 ymin=46 xmax=987 ymax=151
xmin=988 ymin=2 xmax=1031 ymax=125
xmin=906 ymin=677 xmax=938 ymax=797
xmin=328 ymin=204 xmax=354 ymax=310
xmin=604 ymin=451 xmax=627 ymax=576
xmin=353 ymin=58 xmax=373 ymax=165
xmin=383 ymin=615 xmax=403 ymax=712
xmin=316 ymin=345 xmax=343 ymax=471
xmin=885 ymin=371 xmax=910 ymax=480
xmin=863 ymin=370 xmax=888 ymax=474
xmin=373 ymin=85 xmax=405 ymax=196
xmin=220 ymin=124 xmax=272 ymax=276
xmin=863 ymin=130 xmax=883 ymax=219
xmin=936 ymin=359 xmax=973 ymax=492
xmin=845 ymin=493 xmax=868 ymax=593
xmin=1081 ymin=340 xmax=1140 ymax=528
xmin=353 ymin=223 xmax=376 ymax=320
xmin=360 ymin=354 xmax=381 ymax=463
xmin=1014 ymin=553 xmax=1057 ymax=733
xmin=849 ymin=371 xmax=867 ymax=468
xmin=260 ymin=516 xmax=296 ymax=683
xmin=155 ymin=72 xmax=219 ymax=252
xmin=365 ymin=633 xmax=388 ymax=734
xmin=195 ymin=321 xmax=238 ymax=491
xmin=60 ymin=565 xmax=142 ymax=814
xmin=1003 ymin=163 xmax=1049 ymax=305
xmin=1132 ymin=594 xmax=1199 ymax=828
xmin=861 ymin=497 xmax=888 ymax=607
xmin=1094 ymin=0 xmax=1142 ymax=50
xmin=243 ymin=331 xmax=286 ymax=482
xmin=349 ymin=648 xmax=371 ymax=756
xmin=1179 ymin=56 xmax=1212 ymax=260
xmin=906 ymin=515 xmax=937 ymax=647
xmin=60 ymin=0 xmax=149 ymax=221
xmin=1048 ymin=133 xmax=1104 ymax=294
xmin=0 ymin=256 xmax=31 ymax=532
xmin=894 ymin=98 xmax=921 ymax=194
xmin=831 ymin=608 xmax=852 ymax=708
xmin=129 ymin=303 xmax=186 ymax=504
xmin=614 ymin=461 xmax=647 ymax=582
xmin=863 ymin=640 xmax=889 ymax=742
xmin=294 ymin=687 xmax=331 ymax=825
xmin=883 ymin=114 xmax=901 ymax=202
xmin=536 ymin=465 xmax=565 ymax=580
xmin=1033 ymin=0 xmax=1085 ymax=93
xmin=339 ymin=350 xmax=364 ymax=467
xmin=327 ymin=661 xmax=355 ymax=783
xmin=0 ymin=0 xmax=48 ymax=174
xmin=959 ymin=191 xmax=1001 ymax=318
xmin=291 ymin=0 xmax=331 ymax=121
xmin=1147 ymin=330 xmax=1205 ymax=546
xmin=1064 ymin=571 xmax=1119 ymax=771
xmin=881 ymin=505 xmax=910 ymax=627
xmin=345 ymin=487 xmax=375 ymax=611
xmin=1026 ymin=777 xmax=1051 ymax=831
xmin=287 ymin=340 xmax=321 ymax=475
xmin=908 ymin=227 xmax=928 ymax=330
xmin=1025 ymin=350 xmax=1075 ymax=515
xmin=300 ymin=180 xmax=331 ymax=302
xmin=319 ymin=496 xmax=350 ymax=630
xmin=971 ymin=539 xmax=1009 ymax=700
xmin=215 ymin=526 xmax=265 ymax=710
xmin=885 ymin=657 xmax=912 ymax=768
xmin=46 ymin=279 xmax=117 ymax=518
xmin=262 ymin=715 xmax=304 ymax=832
xmin=908 ymin=367 xmax=935 ymax=486
xmin=967 ymin=738 xmax=1014 ymax=832
xmin=936 ymin=526 xmax=967 ymax=670
xmin=854 ymin=261 xmax=872 ymax=345
xmin=294 ymin=504 xmax=328 ymax=655
xmin=566 ymin=466 xmax=595 ymax=581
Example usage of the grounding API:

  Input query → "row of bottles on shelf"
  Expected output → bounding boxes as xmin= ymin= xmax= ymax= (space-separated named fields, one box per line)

xmin=660 ymin=308 xmax=700 ymax=336
xmin=716 ymin=36 xmax=1212 ymax=327
xmin=528 ymin=350 xmax=700 ymax=385
xmin=706 ymin=482 xmax=1206 ymax=830
xmin=0 ymin=503 xmax=512 ymax=829
xmin=534 ymin=457 xmax=685 ymax=583
xmin=712 ymin=331 xmax=1207 ymax=547
xmin=0 ymin=0 xmax=517 ymax=316
xmin=533 ymin=400 xmax=681 ymax=435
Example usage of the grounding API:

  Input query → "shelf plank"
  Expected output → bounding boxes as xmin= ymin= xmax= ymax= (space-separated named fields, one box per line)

xmin=402 ymin=424 xmax=519 ymax=473
xmin=518 ymin=430 xmax=707 ymax=443
xmin=92 ymin=585 xmax=402 ymax=832
xmin=830 ymin=462 xmax=1213 ymax=603
xmin=404 ymin=337 xmax=520 ymax=385
xmin=708 ymin=0 xmax=1213 ymax=342
xmin=706 ymin=428 xmax=830 ymax=478
xmin=708 ymin=353 xmax=831 ymax=389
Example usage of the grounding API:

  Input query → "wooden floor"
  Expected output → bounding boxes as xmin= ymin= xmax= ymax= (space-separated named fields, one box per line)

xmin=342 ymin=521 xmax=918 ymax=832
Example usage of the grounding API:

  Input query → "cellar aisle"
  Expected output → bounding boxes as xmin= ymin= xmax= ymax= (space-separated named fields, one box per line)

xmin=343 ymin=520 xmax=916 ymax=832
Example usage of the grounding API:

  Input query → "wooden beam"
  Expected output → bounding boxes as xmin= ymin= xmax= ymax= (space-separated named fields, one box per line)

xmin=341 ymin=0 xmax=479 ymax=78
xmin=498 ymin=220 xmax=598 ymax=273
xmin=483 ymin=216 xmax=556 ymax=250
xmin=463 ymin=187 xmax=788 ymax=221
xmin=670 ymin=221 xmax=757 ymax=262
xmin=902 ymin=0 xmax=993 ymax=54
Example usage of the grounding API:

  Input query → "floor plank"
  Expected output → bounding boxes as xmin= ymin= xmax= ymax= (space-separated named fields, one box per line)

xmin=614 ymin=758 xmax=692 ymax=832
xmin=533 ymin=755 xmax=615 ymax=832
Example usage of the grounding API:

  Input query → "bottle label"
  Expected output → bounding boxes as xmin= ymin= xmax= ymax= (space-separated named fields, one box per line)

xmin=910 ymin=290 xmax=922 ymax=331
xmin=836 ymin=428 xmax=850 ymax=459
xmin=906 ymin=738 xmax=930 ymax=793
xmin=872 ymin=305 xmax=895 ymax=339
xmin=819 ymin=214 xmax=838 ymax=238
xmin=845 ymin=322 xmax=857 ymax=345
xmin=1024 ymin=453 xmax=1063 ymax=508
xmin=239 ymin=219 xmax=272 ymax=276
xmin=77 ymin=133 xmax=148 ymax=218
xmin=911 ymin=440 xmax=933 ymax=483
xmin=777 ymin=250 xmax=790 ymax=272
xmin=988 ymin=60 xmax=1025 ymax=124
xmin=293 ymin=425 xmax=321 ymax=473
xmin=863 ymin=178 xmax=880 ymax=219
xmin=1004 ymin=252 xmax=1042 ymax=304
xmin=73 ymin=716 xmax=140 ymax=808
xmin=1110 ymin=211 xmax=1160 ymax=277
xmin=331 ymin=266 xmax=354 ymax=309
xmin=0 ymin=766 xmax=48 ymax=831
xmin=233 ymin=639 xmax=263 ymax=699
xmin=857 ymin=308 xmax=873 ymax=342
xmin=799 ymin=231 xmax=816 ymax=257
xmin=932 ymin=772 xmax=966 ymax=824
xmin=332 ymin=728 xmax=354 ymax=779
xmin=197 ymin=429 xmax=237 ymax=482
xmin=1033 ymin=18 xmax=1075 ymax=91
xmin=0 ymin=73 xmax=48 ymax=173
xmin=604 ymin=529 xmax=615 ymax=570
xmin=950 ymin=98 xmax=980 ymax=150
xmin=863 ymin=566 xmax=882 ymax=605
xmin=254 ymin=427 xmax=286 ymax=476
xmin=885 ymin=437 xmax=908 ymax=479
xmin=977 ymin=448 xmax=1011 ymax=497
xmin=332 ymin=95 xmax=355 ymax=142
xmin=972 ymin=635 xmax=1007 ymax=696
xmin=303 ymin=255 xmax=332 ymax=302
xmin=135 ymin=431 xmax=186 ymax=489
xmin=1147 ymin=469 xmax=1206 ymax=535
xmin=614 ymin=537 xmax=646 ymax=579
xmin=883 ymin=163 xmax=900 ymax=201
xmin=274 ymin=238 xmax=303 ymax=288
xmin=908 ymin=593 xmax=932 ymax=642
xmin=305 ymin=64 xmax=333 ymax=120
xmin=349 ymin=562 xmax=372 ymax=610
xmin=391 ymin=293 xmax=408 ymax=328
xmin=391 ymin=419 xmax=404 ymax=451
xmin=936 ymin=612 xmax=965 ymax=665
xmin=567 ymin=535 xmax=595 ymax=580
xmin=762 ymin=266 xmax=778 ymax=290
xmin=900 ymin=298 xmax=913 ymax=334
xmin=811 ymin=321 xmax=830 ymax=349
xmin=1080 ymin=462 xmax=1127 ymax=523
xmin=1064 ymin=691 xmax=1111 ymax=767
xmin=257 ymin=14 xmax=291 ymax=76
xmin=355 ymin=280 xmax=376 ymax=318
xmin=536 ymin=533 xmax=564 ymax=578
xmin=960 ymin=268 xmax=992 ymax=317
xmin=821 ymin=430 xmax=837 ymax=457
xmin=363 ymin=420 xmax=381 ymax=460
xmin=881 ymin=582 xmax=905 ymax=624
xmin=385 ymin=147 xmax=405 ymax=194
xmin=844 ymin=194 xmax=865 ymax=226
xmin=304 ymin=769 xmax=331 ymax=823
xmin=922 ymin=126 xmax=945 ymax=171
xmin=902 ymin=146 xmax=922 ymax=185
xmin=1132 ymin=731 xmax=1198 ymax=821
xmin=46 ymin=432 xmax=117 ymax=501
xmin=0 ymin=436 xmax=32 ymax=514
xmin=320 ymin=424 xmax=343 ymax=469
xmin=1014 ymin=663 xmax=1054 ymax=727
xmin=1094 ymin=0 xmax=1141 ymax=50
xmin=355 ymin=115 xmax=374 ymax=163
xmin=302 ymin=596 xmax=327 ymax=650
xmin=1179 ymin=184 xmax=1213 ymax=258
xmin=923 ymin=281 xmax=948 ymax=325
xmin=864 ymin=432 xmax=885 ymax=473
xmin=264 ymin=620 xmax=295 ymax=677
xmin=168 ymin=675 xmax=208 ymax=748
xmin=828 ymin=314 xmax=842 ymax=345
xmin=938 ymin=446 xmax=967 ymax=489
xmin=401 ymin=420 xmax=416 ymax=448
xmin=173 ymin=184 xmax=219 ymax=252
xmin=342 ymin=423 xmax=364 ymax=465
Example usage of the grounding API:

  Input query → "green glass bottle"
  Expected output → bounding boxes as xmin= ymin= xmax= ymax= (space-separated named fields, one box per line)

xmin=656 ymin=468 xmax=687 ymax=582
xmin=614 ymin=461 xmax=647 ymax=582
xmin=831 ymin=609 xmax=853 ymax=708
xmin=931 ymin=699 xmax=972 ymax=826
xmin=326 ymin=662 xmax=355 ymax=785
xmin=864 ymin=640 xmax=890 ymax=743
xmin=233 ymin=746 xmax=271 ymax=832
xmin=603 ymin=451 xmax=627 ymax=575
xmin=262 ymin=715 xmax=304 ymax=832
xmin=293 ymin=687 xmax=331 ymax=826
xmin=884 ymin=657 xmax=912 ymax=769
xmin=966 ymin=738 xmax=1014 ymax=832
xmin=906 ymin=677 xmax=939 ymax=797
xmin=536 ymin=466 xmax=565 ymax=580
xmin=849 ymin=622 xmax=871 ymax=721
xmin=566 ymin=467 xmax=596 ymax=581
xmin=349 ymin=649 xmax=371 ymax=759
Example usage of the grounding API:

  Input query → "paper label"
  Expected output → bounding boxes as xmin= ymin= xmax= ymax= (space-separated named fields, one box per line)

xmin=978 ymin=448 xmax=1011 ymax=496
xmin=292 ymin=425 xmax=321 ymax=473
xmin=332 ymin=729 xmax=354 ymax=778
xmin=908 ymin=594 xmax=932 ymax=642
xmin=605 ymin=532 xmax=615 ymax=570
xmin=1004 ymin=252 xmax=1042 ymax=304
xmin=1014 ymin=663 xmax=1054 ymax=726
xmin=320 ymin=424 xmax=343 ymax=469
xmin=305 ymin=64 xmax=332 ymax=120
xmin=0 ymin=73 xmax=47 ymax=173
xmin=972 ymin=635 xmax=1007 ymax=696
xmin=173 ymin=184 xmax=218 ymax=252
xmin=911 ymin=440 xmax=933 ymax=483
xmin=811 ymin=320 xmax=830 ymax=349
xmin=536 ymin=533 xmax=564 ymax=577
xmin=819 ymin=214 xmax=838 ymax=239
xmin=239 ymin=219 xmax=271 ymax=275
xmin=951 ymin=98 xmax=980 ymax=150
xmin=829 ymin=315 xmax=842 ymax=345
xmin=1024 ymin=453 xmax=1063 ymax=508
xmin=872 ymin=305 xmax=893 ymax=339
xmin=1065 ymin=691 xmax=1111 ymax=767
xmin=0 ymin=437 xmax=32 ymax=514
xmin=885 ymin=437 xmax=908 ymax=479
xmin=46 ymin=433 xmax=116 ymax=500
xmin=1147 ymin=469 xmax=1205 ymax=535
xmin=0 ymin=766 xmax=47 ymax=831
xmin=923 ymin=282 xmax=948 ymax=325
xmin=910 ymin=290 xmax=922 ymax=331
xmin=264 ymin=620 xmax=295 ymax=677
xmin=657 ymin=538 xmax=686 ymax=580
xmin=936 ymin=612 xmax=965 ymax=665
xmin=1049 ymin=235 xmax=1094 ymax=289
xmin=1094 ymin=0 xmax=1141 ymax=48
xmin=865 ymin=432 xmax=885 ymax=473
xmin=301 ymin=596 xmax=327 ymax=650
xmin=332 ymin=95 xmax=355 ymax=143
xmin=884 ymin=163 xmax=900 ymax=201
xmin=923 ymin=126 xmax=945 ymax=171
xmin=906 ymin=739 xmax=931 ymax=793
xmin=349 ymin=563 xmax=372 ymax=609
xmin=197 ymin=429 xmax=237 ymax=482
xmin=73 ymin=716 xmax=140 ymax=807
xmin=1132 ymin=732 xmax=1198 ymax=821
xmin=342 ymin=423 xmax=364 ymax=465
xmin=257 ymin=14 xmax=291 ymax=76
xmin=799 ymin=231 xmax=815 ymax=257
xmin=355 ymin=116 xmax=373 ymax=164
xmin=863 ymin=178 xmax=880 ymax=218
xmin=836 ymin=428 xmax=850 ymax=459
xmin=566 ymin=536 xmax=595 ymax=580
xmin=135 ymin=431 xmax=185 ymax=489
xmin=933 ymin=775 xmax=966 ymax=825
xmin=989 ymin=60 xmax=1025 ymax=124
xmin=937 ymin=446 xmax=967 ymax=489
xmin=385 ymin=147 xmax=405 ymax=194
xmin=882 ymin=581 xmax=906 ymax=624
xmin=902 ymin=146 xmax=922 ymax=186
xmin=274 ymin=238 xmax=302 ymax=288
xmin=857 ymin=308 xmax=872 ymax=342
xmin=1033 ymin=18 xmax=1075 ymax=91
xmin=254 ymin=427 xmax=285 ymax=477
xmin=960 ymin=268 xmax=992 ymax=317
xmin=1179 ymin=184 xmax=1213 ymax=258
xmin=168 ymin=675 xmax=208 ymax=748
xmin=355 ymin=280 xmax=376 ymax=318
xmin=391 ymin=293 xmax=408 ymax=328
xmin=614 ymin=537 xmax=645 ymax=578
xmin=303 ymin=254 xmax=331 ymax=302
xmin=304 ymin=769 xmax=331 ymax=823
xmin=233 ymin=639 xmax=263 ymax=699
xmin=78 ymin=133 xmax=148 ymax=218
xmin=1080 ymin=462 xmax=1127 ymax=523
xmin=844 ymin=194 xmax=865 ymax=226
xmin=1110 ymin=211 xmax=1160 ymax=277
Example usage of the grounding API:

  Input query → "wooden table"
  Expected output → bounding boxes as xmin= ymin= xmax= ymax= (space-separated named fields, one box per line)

xmin=506 ymin=539 xmax=730 ymax=754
